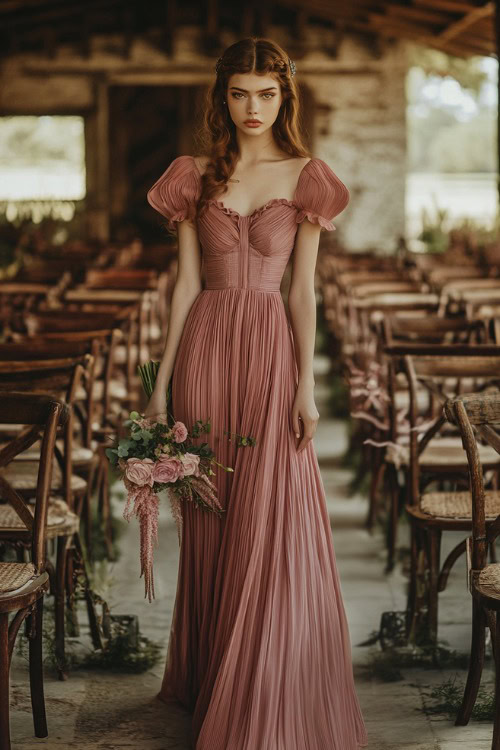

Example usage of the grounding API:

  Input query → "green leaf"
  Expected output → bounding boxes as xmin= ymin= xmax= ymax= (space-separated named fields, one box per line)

xmin=105 ymin=448 xmax=118 ymax=465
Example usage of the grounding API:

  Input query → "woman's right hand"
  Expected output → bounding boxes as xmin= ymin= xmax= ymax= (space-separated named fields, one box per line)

xmin=144 ymin=391 xmax=167 ymax=420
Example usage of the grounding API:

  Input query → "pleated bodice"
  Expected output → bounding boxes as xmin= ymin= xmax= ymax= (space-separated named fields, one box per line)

xmin=147 ymin=155 xmax=350 ymax=292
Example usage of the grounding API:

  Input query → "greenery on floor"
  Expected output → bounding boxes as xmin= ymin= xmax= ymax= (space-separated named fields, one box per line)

xmin=419 ymin=674 xmax=495 ymax=721
xmin=16 ymin=593 xmax=163 ymax=676
xmin=360 ymin=641 xmax=471 ymax=683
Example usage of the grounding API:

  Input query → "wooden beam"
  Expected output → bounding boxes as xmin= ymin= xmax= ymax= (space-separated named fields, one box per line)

xmin=360 ymin=16 xmax=493 ymax=55
xmin=165 ymin=0 xmax=176 ymax=57
xmin=437 ymin=1 xmax=494 ymax=41
xmin=385 ymin=5 xmax=455 ymax=26
xmin=413 ymin=0 xmax=488 ymax=12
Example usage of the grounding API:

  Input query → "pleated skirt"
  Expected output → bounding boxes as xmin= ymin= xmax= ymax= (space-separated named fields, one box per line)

xmin=160 ymin=287 xmax=368 ymax=750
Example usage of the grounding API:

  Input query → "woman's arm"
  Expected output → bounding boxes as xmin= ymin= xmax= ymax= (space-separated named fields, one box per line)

xmin=144 ymin=218 xmax=203 ymax=418
xmin=287 ymin=221 xmax=322 ymax=452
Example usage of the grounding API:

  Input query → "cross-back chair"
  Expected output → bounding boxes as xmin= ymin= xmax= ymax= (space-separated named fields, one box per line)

xmin=399 ymin=347 xmax=500 ymax=644
xmin=0 ymin=393 xmax=68 ymax=750
xmin=444 ymin=391 xmax=500 ymax=749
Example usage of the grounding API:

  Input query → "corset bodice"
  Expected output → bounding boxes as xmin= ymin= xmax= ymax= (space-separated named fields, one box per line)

xmin=147 ymin=155 xmax=350 ymax=292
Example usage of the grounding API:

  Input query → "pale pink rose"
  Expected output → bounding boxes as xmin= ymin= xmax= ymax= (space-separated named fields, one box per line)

xmin=152 ymin=456 xmax=184 ymax=484
xmin=172 ymin=421 xmax=188 ymax=443
xmin=125 ymin=457 xmax=154 ymax=487
xmin=180 ymin=452 xmax=200 ymax=477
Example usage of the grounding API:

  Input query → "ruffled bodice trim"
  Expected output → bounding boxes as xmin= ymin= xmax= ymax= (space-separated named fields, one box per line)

xmin=296 ymin=209 xmax=336 ymax=231
xmin=207 ymin=197 xmax=297 ymax=221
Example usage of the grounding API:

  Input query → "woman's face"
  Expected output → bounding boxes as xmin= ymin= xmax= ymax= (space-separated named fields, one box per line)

xmin=225 ymin=72 xmax=283 ymax=136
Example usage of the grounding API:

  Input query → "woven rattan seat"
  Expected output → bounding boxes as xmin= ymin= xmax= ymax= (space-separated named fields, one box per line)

xmin=0 ymin=461 xmax=87 ymax=493
xmin=0 ymin=562 xmax=38 ymax=593
xmin=6 ymin=438 xmax=98 ymax=465
xmin=420 ymin=489 xmax=500 ymax=519
xmin=0 ymin=498 xmax=79 ymax=537
xmin=476 ymin=564 xmax=500 ymax=588
xmin=75 ymin=377 xmax=127 ymax=402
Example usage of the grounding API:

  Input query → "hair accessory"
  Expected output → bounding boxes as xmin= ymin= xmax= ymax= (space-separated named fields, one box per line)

xmin=215 ymin=56 xmax=223 ymax=74
xmin=288 ymin=58 xmax=296 ymax=77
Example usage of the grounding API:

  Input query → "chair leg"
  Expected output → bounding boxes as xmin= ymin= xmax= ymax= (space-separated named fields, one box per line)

xmin=54 ymin=535 xmax=69 ymax=681
xmin=427 ymin=526 xmax=442 ymax=645
xmin=0 ymin=612 xmax=11 ymax=750
xmin=386 ymin=466 xmax=400 ymax=573
xmin=406 ymin=520 xmax=420 ymax=640
xmin=490 ymin=539 xmax=498 ymax=565
xmin=27 ymin=597 xmax=48 ymax=738
xmin=82 ymin=462 xmax=97 ymax=562
xmin=493 ymin=610 xmax=500 ymax=750
xmin=455 ymin=598 xmax=487 ymax=726
xmin=98 ymin=456 xmax=114 ymax=561
xmin=367 ymin=457 xmax=386 ymax=532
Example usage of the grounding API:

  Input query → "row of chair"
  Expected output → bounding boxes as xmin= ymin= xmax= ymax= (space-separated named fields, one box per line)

xmin=317 ymin=246 xmax=500 ymax=750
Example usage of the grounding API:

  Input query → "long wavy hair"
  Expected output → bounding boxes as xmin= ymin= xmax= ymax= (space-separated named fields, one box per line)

xmin=193 ymin=37 xmax=310 ymax=225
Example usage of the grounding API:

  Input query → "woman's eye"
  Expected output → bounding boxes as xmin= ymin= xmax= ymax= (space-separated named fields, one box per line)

xmin=230 ymin=93 xmax=275 ymax=99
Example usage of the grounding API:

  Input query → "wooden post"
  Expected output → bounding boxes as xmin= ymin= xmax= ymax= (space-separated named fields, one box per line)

xmin=85 ymin=74 xmax=110 ymax=242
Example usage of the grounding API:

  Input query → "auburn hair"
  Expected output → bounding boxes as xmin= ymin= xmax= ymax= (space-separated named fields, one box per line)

xmin=193 ymin=36 xmax=310 ymax=226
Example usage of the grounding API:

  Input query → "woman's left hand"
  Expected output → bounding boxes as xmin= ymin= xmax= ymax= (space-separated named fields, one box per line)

xmin=291 ymin=382 xmax=319 ymax=453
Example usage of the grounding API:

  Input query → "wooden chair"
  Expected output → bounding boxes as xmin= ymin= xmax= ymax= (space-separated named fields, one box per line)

xmin=399 ymin=347 xmax=500 ymax=645
xmin=0 ymin=393 xmax=69 ymax=750
xmin=371 ymin=319 xmax=484 ymax=561
xmin=0 ymin=357 xmax=102 ymax=679
xmin=444 ymin=392 xmax=500 ymax=749
xmin=62 ymin=290 xmax=147 ymax=397
xmin=0 ymin=337 xmax=117 ymax=558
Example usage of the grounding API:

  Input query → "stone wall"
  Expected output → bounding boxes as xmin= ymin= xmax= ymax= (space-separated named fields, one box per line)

xmin=0 ymin=26 xmax=408 ymax=250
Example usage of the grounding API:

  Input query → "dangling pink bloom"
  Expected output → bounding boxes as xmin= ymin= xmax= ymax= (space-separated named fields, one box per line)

xmin=122 ymin=482 xmax=159 ymax=602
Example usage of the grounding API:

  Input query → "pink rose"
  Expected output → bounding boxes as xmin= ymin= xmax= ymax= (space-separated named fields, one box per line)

xmin=125 ymin=457 xmax=154 ymax=487
xmin=180 ymin=452 xmax=200 ymax=477
xmin=152 ymin=456 xmax=184 ymax=484
xmin=172 ymin=421 xmax=188 ymax=443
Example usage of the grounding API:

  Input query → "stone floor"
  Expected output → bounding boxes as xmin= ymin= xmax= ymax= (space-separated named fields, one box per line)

xmin=8 ymin=353 xmax=497 ymax=749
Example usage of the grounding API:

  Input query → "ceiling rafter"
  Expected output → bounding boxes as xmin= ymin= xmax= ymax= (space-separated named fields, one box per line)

xmin=0 ymin=0 xmax=495 ymax=61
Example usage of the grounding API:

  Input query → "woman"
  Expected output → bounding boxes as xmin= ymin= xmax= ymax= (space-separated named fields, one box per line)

xmin=145 ymin=36 xmax=368 ymax=750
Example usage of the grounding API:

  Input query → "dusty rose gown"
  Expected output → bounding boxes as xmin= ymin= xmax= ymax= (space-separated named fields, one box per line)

xmin=147 ymin=154 xmax=368 ymax=750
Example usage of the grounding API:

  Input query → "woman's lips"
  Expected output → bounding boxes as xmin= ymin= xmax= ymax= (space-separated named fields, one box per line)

xmin=244 ymin=121 xmax=262 ymax=127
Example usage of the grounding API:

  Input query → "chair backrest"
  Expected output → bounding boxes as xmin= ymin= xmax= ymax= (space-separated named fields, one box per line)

xmin=444 ymin=392 xmax=500 ymax=580
xmin=382 ymin=314 xmax=481 ymax=346
xmin=0 ymin=355 xmax=93 ymax=506
xmin=23 ymin=310 xmax=124 ymax=333
xmin=84 ymin=268 xmax=158 ymax=290
xmin=384 ymin=344 xmax=500 ymax=505
xmin=0 ymin=393 xmax=69 ymax=571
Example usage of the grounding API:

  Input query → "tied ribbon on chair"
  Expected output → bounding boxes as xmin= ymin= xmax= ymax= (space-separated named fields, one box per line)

xmin=347 ymin=359 xmax=390 ymax=431
xmin=122 ymin=474 xmax=159 ymax=603
xmin=345 ymin=359 xmax=437 ymax=468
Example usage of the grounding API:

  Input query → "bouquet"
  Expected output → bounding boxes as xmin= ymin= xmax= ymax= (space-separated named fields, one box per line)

xmin=106 ymin=361 xmax=255 ymax=602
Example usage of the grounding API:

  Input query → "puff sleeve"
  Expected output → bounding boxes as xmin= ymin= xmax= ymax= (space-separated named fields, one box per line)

xmin=147 ymin=155 xmax=200 ymax=231
xmin=294 ymin=158 xmax=350 ymax=231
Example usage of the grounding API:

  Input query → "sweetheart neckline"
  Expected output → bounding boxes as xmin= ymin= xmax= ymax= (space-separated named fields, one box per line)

xmin=207 ymin=197 xmax=299 ymax=220
xmin=189 ymin=155 xmax=314 ymax=219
